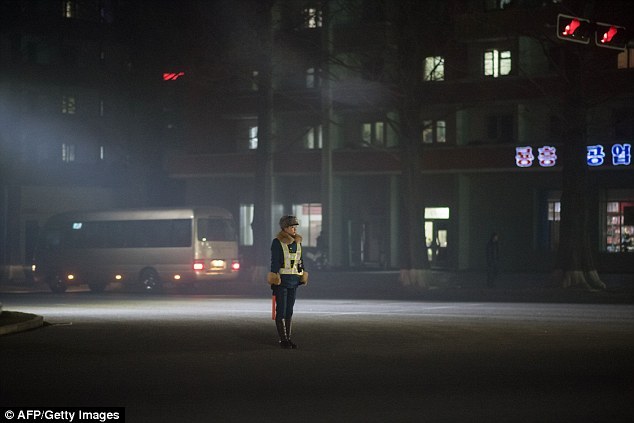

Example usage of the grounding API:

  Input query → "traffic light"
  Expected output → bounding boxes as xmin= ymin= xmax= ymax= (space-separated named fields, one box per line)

xmin=595 ymin=22 xmax=627 ymax=51
xmin=557 ymin=14 xmax=592 ymax=44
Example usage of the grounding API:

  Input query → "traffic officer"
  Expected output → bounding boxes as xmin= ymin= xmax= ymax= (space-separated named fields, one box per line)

xmin=268 ymin=215 xmax=308 ymax=349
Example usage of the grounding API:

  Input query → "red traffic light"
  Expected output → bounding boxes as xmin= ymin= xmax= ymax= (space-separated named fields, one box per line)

xmin=600 ymin=26 xmax=617 ymax=43
xmin=563 ymin=19 xmax=581 ymax=36
xmin=595 ymin=22 xmax=627 ymax=51
xmin=557 ymin=14 xmax=591 ymax=44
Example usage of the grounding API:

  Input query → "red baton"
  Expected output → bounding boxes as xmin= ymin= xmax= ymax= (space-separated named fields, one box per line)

xmin=272 ymin=295 xmax=276 ymax=320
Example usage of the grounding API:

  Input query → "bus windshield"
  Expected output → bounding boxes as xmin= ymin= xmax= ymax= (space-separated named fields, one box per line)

xmin=197 ymin=218 xmax=236 ymax=242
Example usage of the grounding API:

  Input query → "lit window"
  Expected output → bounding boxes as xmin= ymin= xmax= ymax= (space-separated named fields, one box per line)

xmin=423 ymin=56 xmax=444 ymax=81
xmin=304 ymin=126 xmax=322 ymax=149
xmin=251 ymin=70 xmax=259 ymax=91
xmin=425 ymin=207 xmax=450 ymax=219
xmin=239 ymin=204 xmax=254 ymax=246
xmin=605 ymin=201 xmax=634 ymax=253
xmin=547 ymin=200 xmax=560 ymax=251
xmin=63 ymin=0 xmax=76 ymax=18
xmin=248 ymin=126 xmax=258 ymax=150
xmin=306 ymin=67 xmax=319 ymax=88
xmin=484 ymin=49 xmax=512 ymax=77
xmin=422 ymin=120 xmax=446 ymax=144
xmin=304 ymin=7 xmax=322 ymax=28
xmin=62 ymin=96 xmax=76 ymax=114
xmin=292 ymin=203 xmax=322 ymax=247
xmin=62 ymin=143 xmax=75 ymax=162
xmin=361 ymin=121 xmax=385 ymax=146
xmin=99 ymin=146 xmax=105 ymax=160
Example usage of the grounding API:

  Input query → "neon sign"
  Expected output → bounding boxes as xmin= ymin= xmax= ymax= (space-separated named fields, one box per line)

xmin=612 ymin=144 xmax=632 ymax=165
xmin=515 ymin=143 xmax=631 ymax=168
xmin=515 ymin=145 xmax=557 ymax=167
xmin=163 ymin=72 xmax=185 ymax=81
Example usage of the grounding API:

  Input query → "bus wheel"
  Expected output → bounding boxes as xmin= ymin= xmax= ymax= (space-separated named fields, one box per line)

xmin=48 ymin=275 xmax=67 ymax=293
xmin=139 ymin=268 xmax=162 ymax=292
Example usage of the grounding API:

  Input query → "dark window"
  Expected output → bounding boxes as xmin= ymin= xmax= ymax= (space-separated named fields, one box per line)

xmin=197 ymin=218 xmax=236 ymax=242
xmin=57 ymin=219 xmax=192 ymax=249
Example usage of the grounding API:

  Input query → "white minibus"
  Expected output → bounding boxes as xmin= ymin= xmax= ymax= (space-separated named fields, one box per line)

xmin=32 ymin=207 xmax=240 ymax=292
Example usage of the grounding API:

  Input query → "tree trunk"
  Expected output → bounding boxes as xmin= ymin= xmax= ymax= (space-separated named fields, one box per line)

xmin=553 ymin=47 xmax=604 ymax=290
xmin=250 ymin=1 xmax=275 ymax=283
xmin=395 ymin=1 xmax=430 ymax=289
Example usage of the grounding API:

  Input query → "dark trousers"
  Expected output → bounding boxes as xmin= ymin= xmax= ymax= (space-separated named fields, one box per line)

xmin=272 ymin=286 xmax=297 ymax=321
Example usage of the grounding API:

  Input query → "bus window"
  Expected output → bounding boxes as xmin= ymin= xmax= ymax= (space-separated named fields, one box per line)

xmin=198 ymin=218 xmax=236 ymax=242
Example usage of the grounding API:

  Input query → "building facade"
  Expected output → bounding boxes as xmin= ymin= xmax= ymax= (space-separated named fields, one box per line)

xmin=1 ymin=0 xmax=632 ymax=282
xmin=166 ymin=0 xmax=634 ymax=275
xmin=0 ymin=0 xmax=190 ymax=280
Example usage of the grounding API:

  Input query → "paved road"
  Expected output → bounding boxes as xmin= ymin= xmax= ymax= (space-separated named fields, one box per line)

xmin=1 ymin=292 xmax=633 ymax=422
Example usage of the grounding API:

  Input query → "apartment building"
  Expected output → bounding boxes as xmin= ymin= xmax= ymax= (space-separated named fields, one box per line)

xmin=166 ymin=0 xmax=634 ymax=274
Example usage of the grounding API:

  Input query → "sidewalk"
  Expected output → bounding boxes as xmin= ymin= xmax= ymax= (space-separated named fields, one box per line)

xmin=0 ymin=309 xmax=44 ymax=336
xmin=300 ymin=270 xmax=634 ymax=304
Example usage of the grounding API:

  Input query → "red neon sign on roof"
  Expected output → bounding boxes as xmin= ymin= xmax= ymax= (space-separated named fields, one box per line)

xmin=163 ymin=72 xmax=185 ymax=81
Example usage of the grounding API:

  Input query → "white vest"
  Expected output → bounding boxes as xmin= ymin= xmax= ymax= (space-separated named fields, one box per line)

xmin=279 ymin=241 xmax=304 ymax=275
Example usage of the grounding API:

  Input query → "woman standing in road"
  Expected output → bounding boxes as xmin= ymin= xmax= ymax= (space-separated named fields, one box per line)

xmin=268 ymin=215 xmax=308 ymax=349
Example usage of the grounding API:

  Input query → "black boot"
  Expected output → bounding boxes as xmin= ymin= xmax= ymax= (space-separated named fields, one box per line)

xmin=285 ymin=318 xmax=298 ymax=349
xmin=275 ymin=319 xmax=292 ymax=349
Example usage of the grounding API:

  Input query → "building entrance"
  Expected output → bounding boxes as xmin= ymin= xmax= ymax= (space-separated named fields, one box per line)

xmin=424 ymin=207 xmax=450 ymax=268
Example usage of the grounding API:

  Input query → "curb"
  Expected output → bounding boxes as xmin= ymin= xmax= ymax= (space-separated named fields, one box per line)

xmin=0 ymin=314 xmax=44 ymax=336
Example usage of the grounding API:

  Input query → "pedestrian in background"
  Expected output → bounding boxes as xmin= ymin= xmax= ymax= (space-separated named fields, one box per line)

xmin=268 ymin=215 xmax=308 ymax=349
xmin=486 ymin=232 xmax=499 ymax=288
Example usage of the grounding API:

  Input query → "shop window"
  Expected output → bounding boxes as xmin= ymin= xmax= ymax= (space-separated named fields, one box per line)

xmin=605 ymin=201 xmax=634 ymax=253
xmin=425 ymin=208 xmax=449 ymax=265
xmin=292 ymin=203 xmax=322 ymax=247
